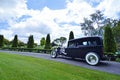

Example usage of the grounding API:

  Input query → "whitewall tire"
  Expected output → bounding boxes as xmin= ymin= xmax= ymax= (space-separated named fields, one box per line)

xmin=85 ymin=52 xmax=99 ymax=66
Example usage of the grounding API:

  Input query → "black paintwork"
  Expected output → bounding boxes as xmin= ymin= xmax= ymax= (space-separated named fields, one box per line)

xmin=63 ymin=37 xmax=105 ymax=60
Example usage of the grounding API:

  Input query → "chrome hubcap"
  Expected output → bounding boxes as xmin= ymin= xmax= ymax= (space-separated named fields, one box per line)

xmin=88 ymin=55 xmax=96 ymax=63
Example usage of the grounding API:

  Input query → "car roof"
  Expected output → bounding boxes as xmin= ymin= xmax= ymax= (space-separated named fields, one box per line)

xmin=68 ymin=36 xmax=102 ymax=42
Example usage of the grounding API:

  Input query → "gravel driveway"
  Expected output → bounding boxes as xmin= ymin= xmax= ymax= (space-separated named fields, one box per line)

xmin=0 ymin=50 xmax=120 ymax=75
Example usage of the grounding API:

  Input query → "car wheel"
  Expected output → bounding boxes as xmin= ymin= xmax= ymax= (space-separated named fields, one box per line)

xmin=51 ymin=49 xmax=57 ymax=58
xmin=85 ymin=52 xmax=99 ymax=66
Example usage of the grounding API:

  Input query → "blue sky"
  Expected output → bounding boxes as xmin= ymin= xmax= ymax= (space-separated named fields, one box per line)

xmin=27 ymin=0 xmax=66 ymax=10
xmin=0 ymin=21 xmax=9 ymax=29
xmin=0 ymin=0 xmax=120 ymax=44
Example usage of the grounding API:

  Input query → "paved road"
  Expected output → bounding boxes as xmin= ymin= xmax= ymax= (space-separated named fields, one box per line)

xmin=0 ymin=50 xmax=120 ymax=75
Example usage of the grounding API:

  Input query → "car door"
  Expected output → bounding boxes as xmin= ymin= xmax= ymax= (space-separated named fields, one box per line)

xmin=65 ymin=41 xmax=79 ymax=58
xmin=75 ymin=41 xmax=89 ymax=58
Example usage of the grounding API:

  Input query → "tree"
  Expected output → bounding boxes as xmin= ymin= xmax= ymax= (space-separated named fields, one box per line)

xmin=104 ymin=18 xmax=118 ymax=28
xmin=80 ymin=10 xmax=105 ymax=36
xmin=4 ymin=38 xmax=10 ymax=46
xmin=0 ymin=35 xmax=4 ymax=48
xmin=27 ymin=35 xmax=34 ymax=48
xmin=112 ymin=20 xmax=120 ymax=50
xmin=12 ymin=35 xmax=18 ymax=48
xmin=52 ymin=38 xmax=60 ymax=46
xmin=40 ymin=37 xmax=46 ymax=48
xmin=112 ymin=20 xmax=120 ymax=43
xmin=59 ymin=37 xmax=67 ymax=46
xmin=80 ymin=18 xmax=95 ymax=36
xmin=18 ymin=40 xmax=25 ymax=47
xmin=90 ymin=10 xmax=104 ymax=36
xmin=53 ymin=37 xmax=67 ymax=47
xmin=69 ymin=31 xmax=74 ymax=40
xmin=45 ymin=34 xmax=51 ymax=49
xmin=40 ymin=37 xmax=46 ymax=46
xmin=103 ymin=25 xmax=117 ymax=54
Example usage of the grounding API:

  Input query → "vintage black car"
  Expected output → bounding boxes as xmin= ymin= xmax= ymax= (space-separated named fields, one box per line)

xmin=51 ymin=36 xmax=105 ymax=65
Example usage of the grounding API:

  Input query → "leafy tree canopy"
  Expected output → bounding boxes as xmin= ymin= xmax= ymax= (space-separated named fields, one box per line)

xmin=40 ymin=37 xmax=46 ymax=46
xmin=53 ymin=37 xmax=67 ymax=47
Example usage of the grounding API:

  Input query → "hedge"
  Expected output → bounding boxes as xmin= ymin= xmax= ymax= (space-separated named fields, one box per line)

xmin=1 ymin=47 xmax=52 ymax=54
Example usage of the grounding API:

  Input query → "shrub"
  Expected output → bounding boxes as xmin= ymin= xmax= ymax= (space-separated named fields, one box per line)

xmin=27 ymin=35 xmax=34 ymax=48
xmin=12 ymin=35 xmax=18 ymax=48
xmin=45 ymin=34 xmax=51 ymax=49
xmin=103 ymin=25 xmax=117 ymax=54
xmin=69 ymin=31 xmax=74 ymax=40
xmin=0 ymin=35 xmax=4 ymax=48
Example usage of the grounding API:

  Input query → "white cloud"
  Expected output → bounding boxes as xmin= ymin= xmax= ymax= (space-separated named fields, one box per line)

xmin=0 ymin=0 xmax=28 ymax=21
xmin=0 ymin=0 xmax=120 ymax=44
xmin=66 ymin=0 xmax=95 ymax=23
xmin=0 ymin=29 xmax=14 ymax=41
xmin=97 ymin=0 xmax=120 ymax=19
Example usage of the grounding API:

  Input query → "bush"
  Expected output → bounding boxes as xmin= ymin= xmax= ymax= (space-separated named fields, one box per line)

xmin=115 ymin=51 xmax=120 ymax=58
xmin=27 ymin=35 xmax=34 ymax=48
xmin=0 ymin=35 xmax=4 ymax=48
xmin=2 ymin=47 xmax=52 ymax=54
xmin=103 ymin=25 xmax=117 ymax=54
xmin=45 ymin=34 xmax=51 ymax=49
xmin=106 ymin=53 xmax=116 ymax=61
xmin=12 ymin=35 xmax=18 ymax=48
xmin=116 ymin=58 xmax=120 ymax=62
xmin=69 ymin=31 xmax=74 ymax=40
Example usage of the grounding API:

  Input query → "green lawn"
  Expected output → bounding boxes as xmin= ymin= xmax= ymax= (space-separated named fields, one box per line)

xmin=0 ymin=52 xmax=119 ymax=80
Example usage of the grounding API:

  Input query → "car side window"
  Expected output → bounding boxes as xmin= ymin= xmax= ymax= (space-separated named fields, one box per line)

xmin=92 ymin=41 xmax=97 ymax=45
xmin=83 ymin=41 xmax=88 ymax=45
xmin=88 ymin=41 xmax=97 ymax=46
xmin=80 ymin=41 xmax=97 ymax=46
xmin=68 ymin=42 xmax=76 ymax=48
xmin=76 ymin=41 xmax=88 ymax=48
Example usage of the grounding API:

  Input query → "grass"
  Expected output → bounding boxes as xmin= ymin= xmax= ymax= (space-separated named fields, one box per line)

xmin=0 ymin=52 xmax=119 ymax=80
